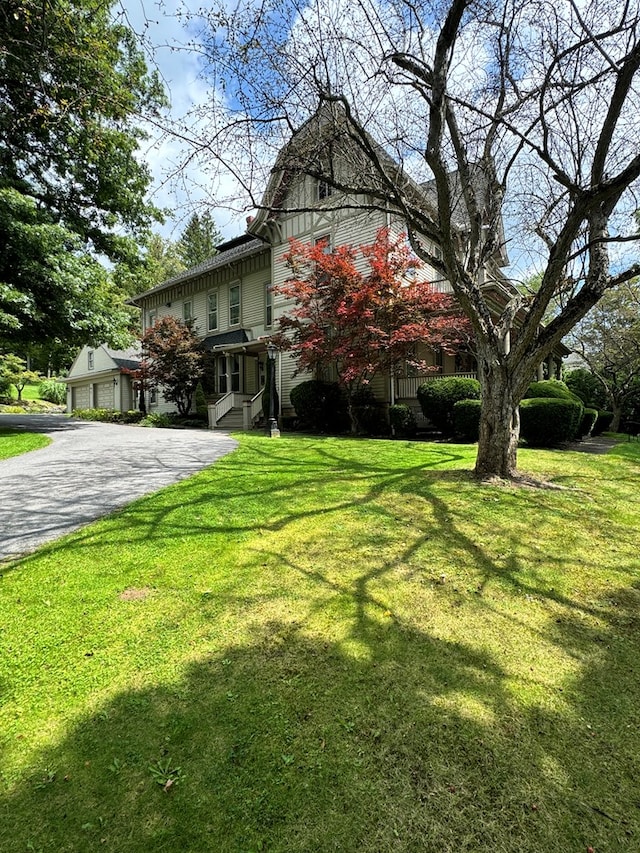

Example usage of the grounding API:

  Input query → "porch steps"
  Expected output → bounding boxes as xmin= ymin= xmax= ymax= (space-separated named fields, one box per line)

xmin=212 ymin=408 xmax=245 ymax=431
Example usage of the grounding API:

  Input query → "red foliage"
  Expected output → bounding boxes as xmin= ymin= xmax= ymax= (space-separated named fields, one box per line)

xmin=275 ymin=227 xmax=471 ymax=394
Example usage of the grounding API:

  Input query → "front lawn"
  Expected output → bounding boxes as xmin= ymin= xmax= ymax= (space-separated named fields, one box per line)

xmin=0 ymin=435 xmax=638 ymax=852
xmin=0 ymin=427 xmax=51 ymax=460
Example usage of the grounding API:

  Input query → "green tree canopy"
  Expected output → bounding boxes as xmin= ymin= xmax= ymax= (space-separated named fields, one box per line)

xmin=0 ymin=189 xmax=136 ymax=353
xmin=0 ymin=0 xmax=166 ymax=260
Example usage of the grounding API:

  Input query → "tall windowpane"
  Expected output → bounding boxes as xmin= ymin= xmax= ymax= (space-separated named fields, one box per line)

xmin=265 ymin=282 xmax=273 ymax=327
xmin=208 ymin=292 xmax=218 ymax=331
xmin=229 ymin=284 xmax=240 ymax=325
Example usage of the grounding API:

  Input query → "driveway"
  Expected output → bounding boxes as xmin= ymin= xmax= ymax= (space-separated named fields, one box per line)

xmin=0 ymin=414 xmax=237 ymax=562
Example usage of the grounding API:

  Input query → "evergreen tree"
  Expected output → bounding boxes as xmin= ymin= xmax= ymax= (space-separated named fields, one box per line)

xmin=178 ymin=212 xmax=222 ymax=268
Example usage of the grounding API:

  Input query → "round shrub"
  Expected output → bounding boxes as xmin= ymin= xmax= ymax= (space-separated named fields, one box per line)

xmin=524 ymin=380 xmax=583 ymax=438
xmin=592 ymin=410 xmax=614 ymax=435
xmin=290 ymin=380 xmax=349 ymax=433
xmin=417 ymin=377 xmax=481 ymax=435
xmin=38 ymin=378 xmax=67 ymax=404
xmin=519 ymin=398 xmax=582 ymax=447
xmin=389 ymin=404 xmax=417 ymax=438
xmin=578 ymin=407 xmax=598 ymax=439
xmin=453 ymin=399 xmax=481 ymax=442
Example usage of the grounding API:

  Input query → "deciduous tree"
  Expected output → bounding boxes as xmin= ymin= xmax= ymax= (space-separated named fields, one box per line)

xmin=0 ymin=0 xmax=166 ymax=352
xmin=276 ymin=228 xmax=470 ymax=432
xmin=567 ymin=283 xmax=640 ymax=431
xmin=141 ymin=316 xmax=205 ymax=416
xmin=183 ymin=0 xmax=640 ymax=479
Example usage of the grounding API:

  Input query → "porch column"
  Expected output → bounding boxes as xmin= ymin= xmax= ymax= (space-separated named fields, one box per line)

xmin=537 ymin=363 xmax=544 ymax=381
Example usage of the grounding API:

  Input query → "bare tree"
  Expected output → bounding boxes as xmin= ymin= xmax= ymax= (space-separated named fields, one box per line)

xmin=172 ymin=0 xmax=640 ymax=479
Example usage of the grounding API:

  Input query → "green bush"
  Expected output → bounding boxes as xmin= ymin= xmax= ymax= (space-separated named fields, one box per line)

xmin=578 ymin=408 xmax=598 ymax=439
xmin=122 ymin=410 xmax=145 ymax=424
xmin=38 ymin=378 xmax=67 ymax=404
xmin=349 ymin=387 xmax=388 ymax=436
xmin=290 ymin=380 xmax=349 ymax=433
xmin=524 ymin=380 xmax=584 ymax=439
xmin=195 ymin=382 xmax=208 ymax=419
xmin=72 ymin=408 xmax=120 ymax=422
xmin=592 ymin=410 xmax=614 ymax=435
xmin=453 ymin=399 xmax=481 ymax=442
xmin=0 ymin=374 xmax=13 ymax=399
xmin=140 ymin=412 xmax=171 ymax=428
xmin=519 ymin=398 xmax=582 ymax=447
xmin=417 ymin=377 xmax=481 ymax=435
xmin=389 ymin=404 xmax=417 ymax=438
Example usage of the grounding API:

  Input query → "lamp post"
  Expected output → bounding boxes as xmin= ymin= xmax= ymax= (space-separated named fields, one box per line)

xmin=267 ymin=342 xmax=280 ymax=438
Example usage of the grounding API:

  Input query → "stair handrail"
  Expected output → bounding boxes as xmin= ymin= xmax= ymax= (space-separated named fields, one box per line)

xmin=249 ymin=388 xmax=264 ymax=424
xmin=212 ymin=391 xmax=235 ymax=425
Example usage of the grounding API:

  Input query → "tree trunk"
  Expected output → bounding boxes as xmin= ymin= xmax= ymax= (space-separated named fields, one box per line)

xmin=610 ymin=402 xmax=623 ymax=433
xmin=474 ymin=359 xmax=521 ymax=480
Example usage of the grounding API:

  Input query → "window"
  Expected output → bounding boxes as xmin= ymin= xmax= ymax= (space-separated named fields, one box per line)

xmin=229 ymin=284 xmax=241 ymax=326
xmin=147 ymin=309 xmax=156 ymax=330
xmin=317 ymin=179 xmax=333 ymax=201
xmin=88 ymin=351 xmax=94 ymax=370
xmin=208 ymin=292 xmax=218 ymax=331
xmin=183 ymin=300 xmax=193 ymax=323
xmin=265 ymin=282 xmax=273 ymax=327
xmin=315 ymin=234 xmax=331 ymax=252
xmin=150 ymin=387 xmax=157 ymax=405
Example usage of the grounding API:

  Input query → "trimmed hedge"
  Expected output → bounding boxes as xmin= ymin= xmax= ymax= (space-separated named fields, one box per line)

xmin=519 ymin=398 xmax=582 ymax=447
xmin=417 ymin=377 xmax=481 ymax=435
xmin=290 ymin=380 xmax=349 ymax=433
xmin=578 ymin=408 xmax=598 ymax=439
xmin=453 ymin=399 xmax=481 ymax=442
xmin=524 ymin=380 xmax=584 ymax=439
xmin=389 ymin=404 xmax=417 ymax=438
xmin=592 ymin=410 xmax=614 ymax=436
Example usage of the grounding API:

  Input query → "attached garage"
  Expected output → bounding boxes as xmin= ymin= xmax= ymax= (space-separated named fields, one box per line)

xmin=95 ymin=381 xmax=115 ymax=409
xmin=71 ymin=385 xmax=90 ymax=409
xmin=65 ymin=344 xmax=141 ymax=414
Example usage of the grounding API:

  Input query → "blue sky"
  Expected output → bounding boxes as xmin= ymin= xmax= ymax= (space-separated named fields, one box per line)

xmin=114 ymin=0 xmax=248 ymax=242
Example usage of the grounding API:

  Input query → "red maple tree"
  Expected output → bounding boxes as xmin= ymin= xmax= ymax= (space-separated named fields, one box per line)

xmin=276 ymin=227 xmax=471 ymax=431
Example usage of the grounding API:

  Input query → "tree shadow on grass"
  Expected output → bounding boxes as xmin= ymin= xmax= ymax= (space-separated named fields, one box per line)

xmin=1 ymin=582 xmax=639 ymax=853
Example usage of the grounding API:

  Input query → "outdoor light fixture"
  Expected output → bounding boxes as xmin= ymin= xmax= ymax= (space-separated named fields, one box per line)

xmin=266 ymin=342 xmax=280 ymax=438
xmin=113 ymin=376 xmax=118 ymax=387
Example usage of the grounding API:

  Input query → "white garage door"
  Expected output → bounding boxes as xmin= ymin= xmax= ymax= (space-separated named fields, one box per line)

xmin=95 ymin=381 xmax=115 ymax=409
xmin=72 ymin=385 xmax=90 ymax=409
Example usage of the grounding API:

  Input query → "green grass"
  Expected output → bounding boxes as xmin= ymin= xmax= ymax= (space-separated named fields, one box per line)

xmin=0 ymin=427 xmax=51 ymax=459
xmin=0 ymin=434 xmax=639 ymax=852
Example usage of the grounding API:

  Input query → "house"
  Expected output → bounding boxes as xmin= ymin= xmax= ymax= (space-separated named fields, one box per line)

xmin=127 ymin=105 xmax=567 ymax=429
xmin=64 ymin=344 xmax=141 ymax=413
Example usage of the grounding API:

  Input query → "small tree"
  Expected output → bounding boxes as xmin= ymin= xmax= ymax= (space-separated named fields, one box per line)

xmin=276 ymin=228 xmax=470 ymax=433
xmin=0 ymin=354 xmax=41 ymax=401
xmin=141 ymin=317 xmax=205 ymax=416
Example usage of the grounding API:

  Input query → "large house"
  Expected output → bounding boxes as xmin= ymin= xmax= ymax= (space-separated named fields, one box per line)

xmin=75 ymin=107 xmax=566 ymax=428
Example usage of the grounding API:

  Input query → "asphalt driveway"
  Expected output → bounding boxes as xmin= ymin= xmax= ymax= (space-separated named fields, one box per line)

xmin=0 ymin=414 xmax=237 ymax=562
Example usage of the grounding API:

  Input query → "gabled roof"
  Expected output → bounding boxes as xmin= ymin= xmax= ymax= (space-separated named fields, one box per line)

xmin=128 ymin=235 xmax=268 ymax=304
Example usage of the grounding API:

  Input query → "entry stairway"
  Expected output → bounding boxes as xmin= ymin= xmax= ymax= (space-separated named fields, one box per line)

xmin=208 ymin=389 xmax=264 ymax=431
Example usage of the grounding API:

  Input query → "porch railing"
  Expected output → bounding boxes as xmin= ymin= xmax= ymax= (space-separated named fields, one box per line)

xmin=209 ymin=392 xmax=235 ymax=427
xmin=395 ymin=372 xmax=478 ymax=400
xmin=243 ymin=388 xmax=265 ymax=430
